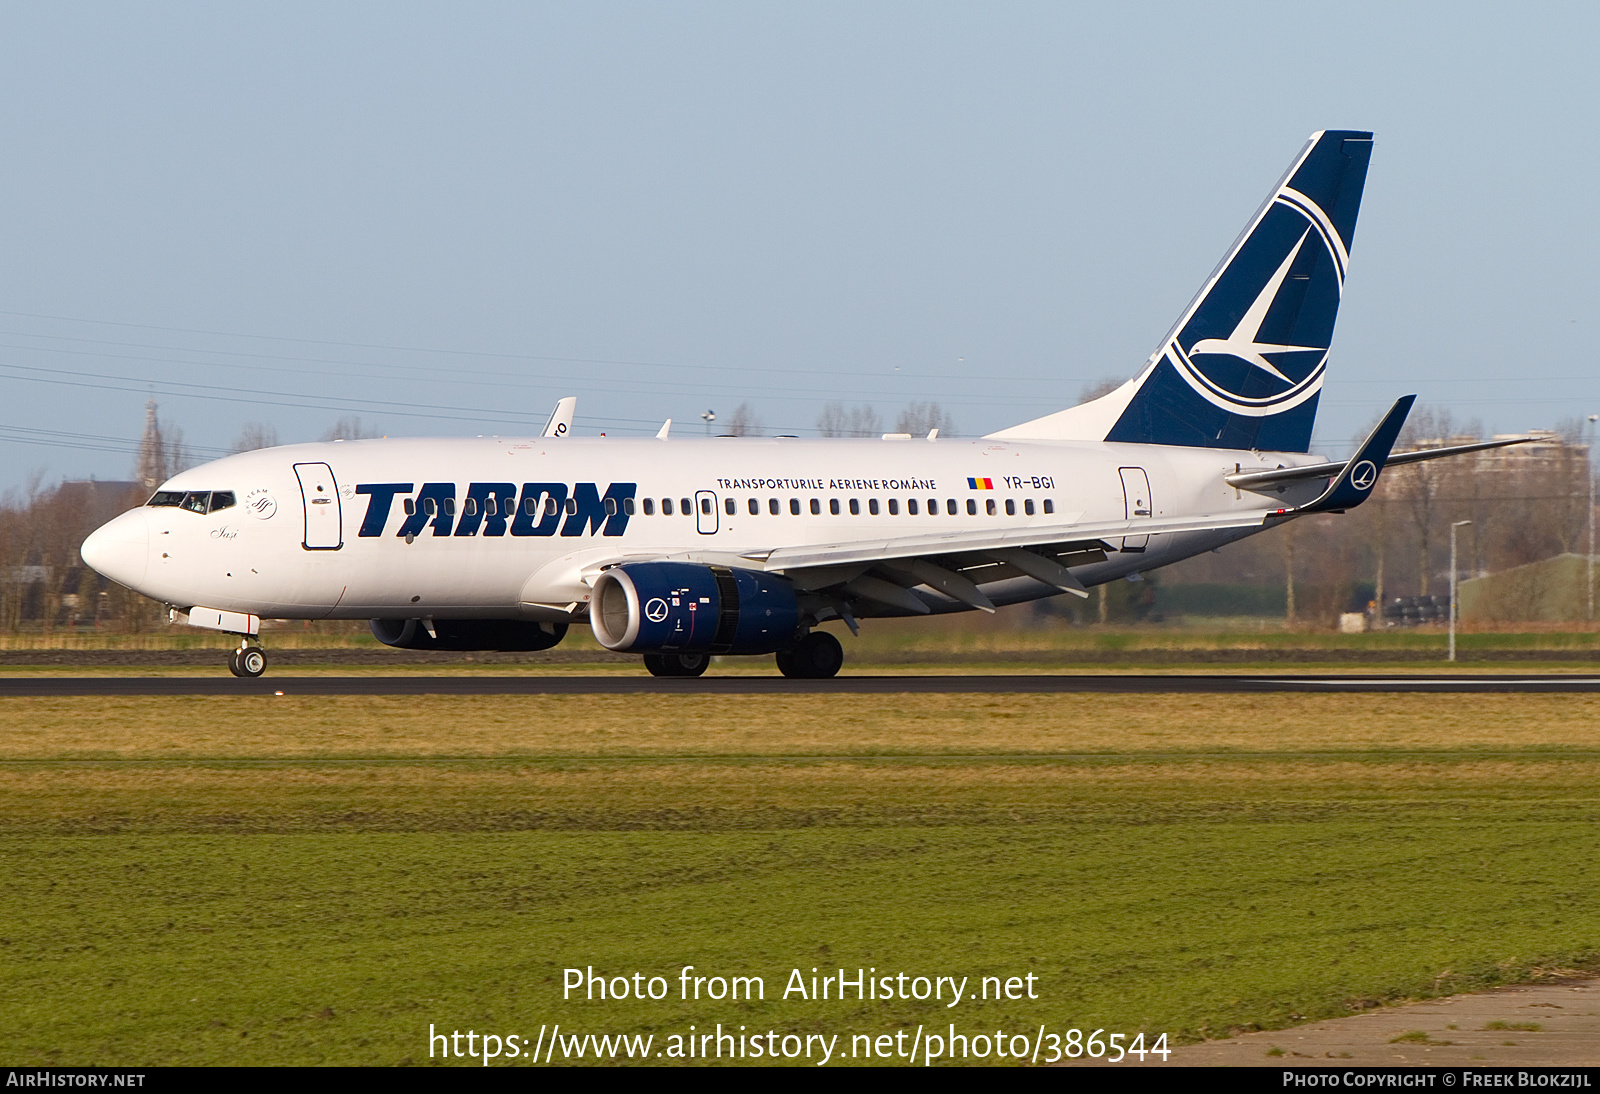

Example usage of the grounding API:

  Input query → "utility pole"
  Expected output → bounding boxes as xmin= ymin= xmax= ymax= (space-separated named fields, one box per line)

xmin=701 ymin=409 xmax=716 ymax=438
xmin=1449 ymin=519 xmax=1472 ymax=662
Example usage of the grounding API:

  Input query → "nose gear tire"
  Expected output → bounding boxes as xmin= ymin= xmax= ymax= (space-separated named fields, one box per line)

xmin=230 ymin=647 xmax=267 ymax=678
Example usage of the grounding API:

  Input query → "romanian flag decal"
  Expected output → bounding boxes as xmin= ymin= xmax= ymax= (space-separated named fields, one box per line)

xmin=967 ymin=477 xmax=994 ymax=490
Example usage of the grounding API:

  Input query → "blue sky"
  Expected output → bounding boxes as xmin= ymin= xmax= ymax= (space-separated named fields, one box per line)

xmin=0 ymin=2 xmax=1594 ymax=487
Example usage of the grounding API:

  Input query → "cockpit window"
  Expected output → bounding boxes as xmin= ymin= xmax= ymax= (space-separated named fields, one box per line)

xmin=147 ymin=491 xmax=185 ymax=507
xmin=179 ymin=491 xmax=211 ymax=514
xmin=209 ymin=491 xmax=236 ymax=513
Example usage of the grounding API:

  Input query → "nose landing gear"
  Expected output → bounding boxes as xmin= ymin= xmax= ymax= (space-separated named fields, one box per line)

xmin=228 ymin=643 xmax=267 ymax=678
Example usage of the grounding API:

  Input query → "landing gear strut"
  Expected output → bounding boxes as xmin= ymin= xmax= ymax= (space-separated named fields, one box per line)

xmin=228 ymin=642 xmax=267 ymax=678
xmin=775 ymin=631 xmax=843 ymax=679
xmin=643 ymin=652 xmax=710 ymax=678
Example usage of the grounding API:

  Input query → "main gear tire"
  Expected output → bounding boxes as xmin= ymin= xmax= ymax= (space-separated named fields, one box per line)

xmin=643 ymin=652 xmax=710 ymax=677
xmin=778 ymin=631 xmax=843 ymax=679
xmin=236 ymin=647 xmax=267 ymax=678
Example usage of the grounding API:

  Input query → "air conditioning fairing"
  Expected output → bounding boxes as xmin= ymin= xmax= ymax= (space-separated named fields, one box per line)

xmin=369 ymin=618 xmax=568 ymax=652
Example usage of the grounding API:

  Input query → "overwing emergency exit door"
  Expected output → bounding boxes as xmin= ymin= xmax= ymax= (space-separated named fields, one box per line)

xmin=1119 ymin=467 xmax=1151 ymax=552
xmin=294 ymin=462 xmax=343 ymax=550
xmin=695 ymin=490 xmax=719 ymax=535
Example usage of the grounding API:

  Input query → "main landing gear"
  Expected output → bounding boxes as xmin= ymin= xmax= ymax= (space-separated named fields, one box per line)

xmin=639 ymin=632 xmax=844 ymax=679
xmin=775 ymin=631 xmax=843 ymax=679
xmin=643 ymin=652 xmax=710 ymax=678
xmin=227 ymin=642 xmax=267 ymax=678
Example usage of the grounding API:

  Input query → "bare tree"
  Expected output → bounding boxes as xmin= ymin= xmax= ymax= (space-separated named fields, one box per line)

xmin=323 ymin=416 xmax=382 ymax=441
xmin=1078 ymin=377 xmax=1125 ymax=404
xmin=816 ymin=403 xmax=882 ymax=438
xmin=135 ymin=399 xmax=168 ymax=492
xmin=895 ymin=401 xmax=957 ymax=437
xmin=232 ymin=422 xmax=280 ymax=453
xmin=725 ymin=403 xmax=763 ymax=437
xmin=1392 ymin=406 xmax=1476 ymax=595
xmin=165 ymin=423 xmax=196 ymax=475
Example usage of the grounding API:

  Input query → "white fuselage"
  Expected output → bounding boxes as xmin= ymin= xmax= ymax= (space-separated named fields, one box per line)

xmin=82 ymin=434 xmax=1324 ymax=623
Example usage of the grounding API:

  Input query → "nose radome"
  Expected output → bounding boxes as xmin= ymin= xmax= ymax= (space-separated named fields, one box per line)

xmin=81 ymin=509 xmax=149 ymax=590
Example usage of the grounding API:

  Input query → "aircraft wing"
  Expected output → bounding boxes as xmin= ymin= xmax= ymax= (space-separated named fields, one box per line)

xmin=748 ymin=507 xmax=1277 ymax=573
xmin=633 ymin=506 xmax=1286 ymax=618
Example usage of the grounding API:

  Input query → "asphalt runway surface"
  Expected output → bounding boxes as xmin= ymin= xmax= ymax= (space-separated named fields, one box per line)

xmin=5 ymin=673 xmax=1600 ymax=696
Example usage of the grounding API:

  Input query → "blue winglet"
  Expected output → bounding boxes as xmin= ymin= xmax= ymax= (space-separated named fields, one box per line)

xmin=1284 ymin=395 xmax=1415 ymax=516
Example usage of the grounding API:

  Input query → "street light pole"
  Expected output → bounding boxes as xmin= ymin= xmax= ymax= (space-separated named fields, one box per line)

xmin=701 ymin=409 xmax=716 ymax=438
xmin=1588 ymin=414 xmax=1596 ymax=624
xmin=1450 ymin=519 xmax=1472 ymax=662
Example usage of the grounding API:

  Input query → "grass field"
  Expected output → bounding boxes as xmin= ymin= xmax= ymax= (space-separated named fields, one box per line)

xmin=1 ymin=693 xmax=1597 ymax=1065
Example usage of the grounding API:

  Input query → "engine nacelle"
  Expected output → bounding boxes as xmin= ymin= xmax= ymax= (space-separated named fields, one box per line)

xmin=370 ymin=618 xmax=568 ymax=652
xmin=591 ymin=562 xmax=800 ymax=654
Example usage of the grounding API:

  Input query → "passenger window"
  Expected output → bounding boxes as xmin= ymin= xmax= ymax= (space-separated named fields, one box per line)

xmin=930 ymin=498 xmax=939 ymax=515
xmin=790 ymin=498 xmax=800 ymax=515
xmin=724 ymin=497 xmax=735 ymax=515
xmin=1005 ymin=499 xmax=1015 ymax=516
xmin=681 ymin=498 xmax=691 ymax=515
xmin=147 ymin=491 xmax=184 ymax=507
xmin=869 ymin=499 xmax=880 ymax=515
xmin=180 ymin=492 xmax=210 ymax=514
xmin=946 ymin=499 xmax=957 ymax=515
xmin=604 ymin=498 xmax=618 ymax=516
xmin=623 ymin=498 xmax=635 ymax=515
xmin=644 ymin=498 xmax=656 ymax=515
xmin=424 ymin=498 xmax=438 ymax=517
xmin=966 ymin=499 xmax=977 ymax=516
xmin=464 ymin=498 xmax=477 ymax=517
xmin=565 ymin=498 xmax=578 ymax=515
xmin=485 ymin=497 xmax=497 ymax=517
xmin=1024 ymin=499 xmax=1035 ymax=516
xmin=849 ymin=499 xmax=860 ymax=515
xmin=908 ymin=499 xmax=918 ymax=516
xmin=443 ymin=498 xmax=456 ymax=516
xmin=1044 ymin=499 xmax=1055 ymax=514
xmin=407 ymin=499 xmax=418 ymax=516
xmin=521 ymin=497 xmax=533 ymax=516
xmin=744 ymin=498 xmax=755 ymax=515
xmin=701 ymin=498 xmax=712 ymax=515
xmin=546 ymin=497 xmax=560 ymax=516
xmin=661 ymin=498 xmax=672 ymax=515
xmin=208 ymin=491 xmax=236 ymax=513
xmin=986 ymin=499 xmax=996 ymax=516
xmin=769 ymin=498 xmax=780 ymax=515
xmin=887 ymin=499 xmax=898 ymax=515
xmin=829 ymin=499 xmax=841 ymax=516
xmin=810 ymin=499 xmax=821 ymax=515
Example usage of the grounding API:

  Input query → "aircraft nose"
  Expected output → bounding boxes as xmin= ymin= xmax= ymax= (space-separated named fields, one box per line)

xmin=81 ymin=509 xmax=149 ymax=590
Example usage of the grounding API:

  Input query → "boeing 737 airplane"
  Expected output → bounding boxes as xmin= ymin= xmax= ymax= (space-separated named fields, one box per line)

xmin=80 ymin=130 xmax=1522 ymax=678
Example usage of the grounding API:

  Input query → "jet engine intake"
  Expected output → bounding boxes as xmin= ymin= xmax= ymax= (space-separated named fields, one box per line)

xmin=591 ymin=562 xmax=800 ymax=654
xmin=369 ymin=618 xmax=568 ymax=652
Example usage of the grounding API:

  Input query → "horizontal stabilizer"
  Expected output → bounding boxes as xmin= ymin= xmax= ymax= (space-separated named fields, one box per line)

xmin=1227 ymin=433 xmax=1536 ymax=491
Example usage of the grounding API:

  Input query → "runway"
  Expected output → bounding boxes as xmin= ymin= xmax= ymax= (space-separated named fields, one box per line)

xmin=5 ymin=673 xmax=1600 ymax=696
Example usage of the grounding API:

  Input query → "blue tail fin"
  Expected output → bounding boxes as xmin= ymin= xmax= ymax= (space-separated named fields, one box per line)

xmin=1104 ymin=130 xmax=1373 ymax=452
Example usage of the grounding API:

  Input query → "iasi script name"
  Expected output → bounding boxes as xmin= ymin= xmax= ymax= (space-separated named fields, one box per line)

xmin=565 ymin=966 xmax=1039 ymax=1008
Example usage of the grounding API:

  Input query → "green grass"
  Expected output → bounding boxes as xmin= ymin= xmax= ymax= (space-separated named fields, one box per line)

xmin=1 ymin=694 xmax=1597 ymax=1066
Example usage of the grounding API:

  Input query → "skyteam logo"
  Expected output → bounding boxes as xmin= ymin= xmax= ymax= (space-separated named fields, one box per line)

xmin=1164 ymin=186 xmax=1350 ymax=419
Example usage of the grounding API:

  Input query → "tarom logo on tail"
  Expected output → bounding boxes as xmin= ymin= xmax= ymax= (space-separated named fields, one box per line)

xmin=1105 ymin=130 xmax=1373 ymax=453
